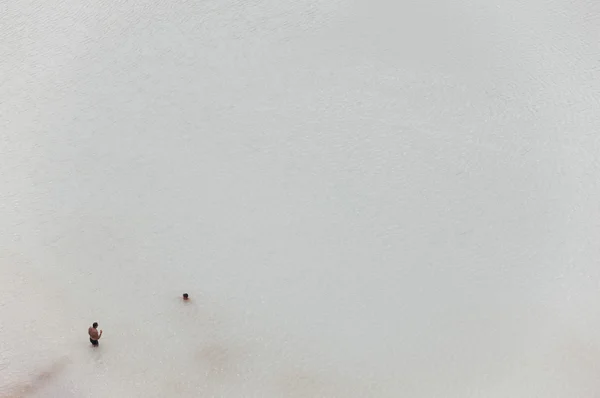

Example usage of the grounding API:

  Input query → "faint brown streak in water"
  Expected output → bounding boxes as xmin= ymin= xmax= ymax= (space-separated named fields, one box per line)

xmin=275 ymin=367 xmax=364 ymax=398
xmin=193 ymin=327 xmax=361 ymax=396
xmin=161 ymin=298 xmax=366 ymax=396
xmin=195 ymin=343 xmax=232 ymax=375
xmin=193 ymin=339 xmax=249 ymax=385
xmin=276 ymin=368 xmax=330 ymax=396
xmin=200 ymin=304 xmax=363 ymax=397
xmin=0 ymin=357 xmax=69 ymax=398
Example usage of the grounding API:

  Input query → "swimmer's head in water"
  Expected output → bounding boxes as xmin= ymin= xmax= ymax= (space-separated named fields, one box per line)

xmin=93 ymin=322 xmax=98 ymax=328
xmin=183 ymin=293 xmax=189 ymax=300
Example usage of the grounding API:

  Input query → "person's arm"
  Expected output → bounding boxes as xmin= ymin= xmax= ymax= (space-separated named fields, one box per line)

xmin=98 ymin=330 xmax=103 ymax=339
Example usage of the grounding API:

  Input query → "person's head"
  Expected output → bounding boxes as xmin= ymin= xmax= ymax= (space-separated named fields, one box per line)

xmin=183 ymin=293 xmax=189 ymax=300
xmin=93 ymin=322 xmax=98 ymax=328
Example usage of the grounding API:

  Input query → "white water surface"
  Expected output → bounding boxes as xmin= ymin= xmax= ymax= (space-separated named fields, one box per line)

xmin=2 ymin=0 xmax=600 ymax=396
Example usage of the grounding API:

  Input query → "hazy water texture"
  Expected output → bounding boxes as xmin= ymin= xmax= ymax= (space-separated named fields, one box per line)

xmin=2 ymin=0 xmax=600 ymax=396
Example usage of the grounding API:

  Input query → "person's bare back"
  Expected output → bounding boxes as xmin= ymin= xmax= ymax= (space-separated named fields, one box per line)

xmin=88 ymin=322 xmax=102 ymax=346
xmin=88 ymin=327 xmax=99 ymax=339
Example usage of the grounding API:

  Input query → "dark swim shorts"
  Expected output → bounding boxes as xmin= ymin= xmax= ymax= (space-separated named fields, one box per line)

xmin=90 ymin=338 xmax=99 ymax=346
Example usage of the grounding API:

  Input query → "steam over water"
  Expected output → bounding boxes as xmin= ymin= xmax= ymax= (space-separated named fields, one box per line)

xmin=2 ymin=0 xmax=600 ymax=396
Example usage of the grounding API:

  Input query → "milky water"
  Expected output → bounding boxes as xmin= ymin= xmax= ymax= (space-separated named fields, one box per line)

xmin=2 ymin=0 xmax=600 ymax=396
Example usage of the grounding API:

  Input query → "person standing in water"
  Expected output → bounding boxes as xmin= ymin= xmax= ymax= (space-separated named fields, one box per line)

xmin=182 ymin=293 xmax=189 ymax=301
xmin=88 ymin=322 xmax=102 ymax=346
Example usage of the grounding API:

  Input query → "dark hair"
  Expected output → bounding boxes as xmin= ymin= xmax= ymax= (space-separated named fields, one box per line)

xmin=93 ymin=322 xmax=98 ymax=328
xmin=183 ymin=293 xmax=188 ymax=298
